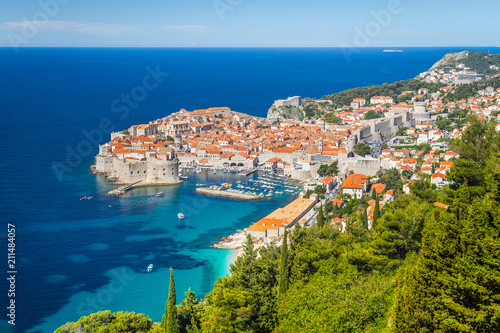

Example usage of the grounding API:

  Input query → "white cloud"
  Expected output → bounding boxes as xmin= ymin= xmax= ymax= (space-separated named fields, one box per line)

xmin=4 ymin=21 xmax=139 ymax=37
xmin=164 ymin=25 xmax=211 ymax=32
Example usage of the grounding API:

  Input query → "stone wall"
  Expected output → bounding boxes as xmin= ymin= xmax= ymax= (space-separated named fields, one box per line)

xmin=338 ymin=155 xmax=380 ymax=177
xmin=94 ymin=156 xmax=180 ymax=184
xmin=284 ymin=169 xmax=313 ymax=181
xmin=95 ymin=155 xmax=114 ymax=173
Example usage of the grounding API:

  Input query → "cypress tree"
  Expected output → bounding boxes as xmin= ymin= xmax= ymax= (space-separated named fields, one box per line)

xmin=278 ymin=230 xmax=289 ymax=295
xmin=316 ymin=204 xmax=325 ymax=228
xmin=363 ymin=207 xmax=368 ymax=230
xmin=373 ymin=196 xmax=380 ymax=228
xmin=371 ymin=188 xmax=377 ymax=200
xmin=162 ymin=267 xmax=178 ymax=333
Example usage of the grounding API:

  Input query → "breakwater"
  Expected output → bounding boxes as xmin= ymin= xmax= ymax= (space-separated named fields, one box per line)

xmin=196 ymin=188 xmax=264 ymax=201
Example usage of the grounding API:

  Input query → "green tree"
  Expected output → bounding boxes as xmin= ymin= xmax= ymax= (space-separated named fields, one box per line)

xmin=410 ymin=178 xmax=437 ymax=203
xmin=372 ymin=195 xmax=435 ymax=269
xmin=200 ymin=278 xmax=256 ymax=333
xmin=392 ymin=193 xmax=500 ymax=332
xmin=55 ymin=311 xmax=155 ymax=333
xmin=401 ymin=169 xmax=413 ymax=179
xmin=275 ymin=258 xmax=392 ymax=333
xmin=162 ymin=268 xmax=178 ymax=333
xmin=326 ymin=161 xmax=339 ymax=176
xmin=364 ymin=110 xmax=382 ymax=120
xmin=371 ymin=188 xmax=377 ymax=200
xmin=325 ymin=114 xmax=342 ymax=124
xmin=373 ymin=196 xmax=380 ymax=228
xmin=363 ymin=207 xmax=368 ymax=230
xmin=448 ymin=115 xmax=498 ymax=194
xmin=417 ymin=143 xmax=431 ymax=155
xmin=316 ymin=204 xmax=325 ymax=228
xmin=177 ymin=288 xmax=200 ymax=333
xmin=354 ymin=143 xmax=372 ymax=156
xmin=230 ymin=234 xmax=257 ymax=289
xmin=381 ymin=168 xmax=403 ymax=191
xmin=278 ymin=230 xmax=289 ymax=295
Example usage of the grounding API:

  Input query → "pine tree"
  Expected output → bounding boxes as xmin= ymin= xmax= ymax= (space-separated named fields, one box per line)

xmin=162 ymin=267 xmax=178 ymax=333
xmin=316 ymin=204 xmax=325 ymax=228
xmin=230 ymin=234 xmax=257 ymax=289
xmin=392 ymin=191 xmax=500 ymax=332
xmin=373 ymin=196 xmax=380 ymax=228
xmin=278 ymin=230 xmax=289 ymax=295
xmin=177 ymin=288 xmax=200 ymax=333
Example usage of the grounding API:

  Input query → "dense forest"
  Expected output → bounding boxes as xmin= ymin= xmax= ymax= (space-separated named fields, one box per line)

xmin=56 ymin=116 xmax=500 ymax=332
xmin=322 ymin=79 xmax=440 ymax=108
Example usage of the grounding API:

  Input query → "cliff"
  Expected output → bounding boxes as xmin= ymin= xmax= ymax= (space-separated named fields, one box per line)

xmin=429 ymin=51 xmax=469 ymax=71
xmin=266 ymin=104 xmax=304 ymax=122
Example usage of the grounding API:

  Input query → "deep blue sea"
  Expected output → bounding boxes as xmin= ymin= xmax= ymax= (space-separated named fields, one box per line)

xmin=0 ymin=46 xmax=498 ymax=333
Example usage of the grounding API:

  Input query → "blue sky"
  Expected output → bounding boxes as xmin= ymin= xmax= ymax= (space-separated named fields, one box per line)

xmin=0 ymin=0 xmax=498 ymax=47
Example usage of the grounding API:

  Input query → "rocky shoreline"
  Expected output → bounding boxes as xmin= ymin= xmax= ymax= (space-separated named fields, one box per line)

xmin=195 ymin=188 xmax=264 ymax=201
xmin=212 ymin=230 xmax=248 ymax=250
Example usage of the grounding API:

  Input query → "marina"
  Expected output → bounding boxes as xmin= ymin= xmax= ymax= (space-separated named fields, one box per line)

xmin=191 ymin=169 xmax=302 ymax=200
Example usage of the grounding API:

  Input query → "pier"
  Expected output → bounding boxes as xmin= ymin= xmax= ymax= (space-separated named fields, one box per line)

xmin=108 ymin=180 xmax=143 ymax=195
xmin=239 ymin=168 xmax=258 ymax=176
xmin=196 ymin=188 xmax=264 ymax=201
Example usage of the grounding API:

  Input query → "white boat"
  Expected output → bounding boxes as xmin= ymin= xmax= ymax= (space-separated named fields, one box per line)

xmin=178 ymin=213 xmax=185 ymax=219
xmin=147 ymin=264 xmax=153 ymax=272
xmin=156 ymin=192 xmax=164 ymax=197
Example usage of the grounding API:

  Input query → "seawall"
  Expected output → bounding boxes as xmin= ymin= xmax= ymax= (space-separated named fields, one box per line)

xmin=196 ymin=188 xmax=264 ymax=201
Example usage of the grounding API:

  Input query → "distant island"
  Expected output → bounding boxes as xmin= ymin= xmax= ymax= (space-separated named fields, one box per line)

xmin=383 ymin=48 xmax=403 ymax=52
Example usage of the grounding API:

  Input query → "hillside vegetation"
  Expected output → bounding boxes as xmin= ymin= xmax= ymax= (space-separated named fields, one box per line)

xmin=56 ymin=116 xmax=500 ymax=332
xmin=433 ymin=51 xmax=500 ymax=75
xmin=322 ymin=79 xmax=439 ymax=108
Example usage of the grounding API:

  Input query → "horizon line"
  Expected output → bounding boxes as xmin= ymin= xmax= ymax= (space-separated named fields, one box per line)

xmin=1 ymin=45 xmax=499 ymax=49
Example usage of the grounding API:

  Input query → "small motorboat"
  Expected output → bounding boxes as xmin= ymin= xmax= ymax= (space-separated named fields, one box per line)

xmin=156 ymin=192 xmax=164 ymax=197
xmin=178 ymin=213 xmax=185 ymax=219
xmin=147 ymin=264 xmax=153 ymax=272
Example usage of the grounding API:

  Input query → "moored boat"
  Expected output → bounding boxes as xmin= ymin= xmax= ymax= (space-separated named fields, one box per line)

xmin=178 ymin=213 xmax=185 ymax=219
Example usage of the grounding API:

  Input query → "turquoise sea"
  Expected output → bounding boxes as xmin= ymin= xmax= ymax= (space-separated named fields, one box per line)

xmin=1 ymin=47 xmax=498 ymax=333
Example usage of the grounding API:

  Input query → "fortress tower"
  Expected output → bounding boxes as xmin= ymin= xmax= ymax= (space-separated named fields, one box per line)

xmin=413 ymin=102 xmax=431 ymax=124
